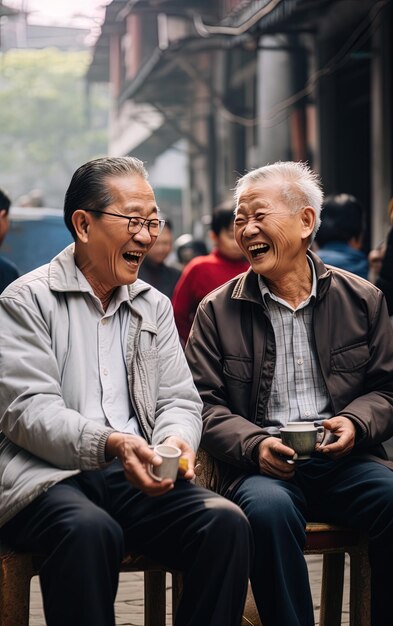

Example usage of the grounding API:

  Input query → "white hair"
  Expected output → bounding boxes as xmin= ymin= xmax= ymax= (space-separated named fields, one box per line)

xmin=234 ymin=161 xmax=324 ymax=242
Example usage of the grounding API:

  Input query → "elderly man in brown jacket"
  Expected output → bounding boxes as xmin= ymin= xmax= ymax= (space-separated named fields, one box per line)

xmin=186 ymin=161 xmax=393 ymax=626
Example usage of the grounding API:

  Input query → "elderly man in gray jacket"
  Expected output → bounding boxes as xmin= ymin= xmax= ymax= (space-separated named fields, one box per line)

xmin=0 ymin=156 xmax=251 ymax=626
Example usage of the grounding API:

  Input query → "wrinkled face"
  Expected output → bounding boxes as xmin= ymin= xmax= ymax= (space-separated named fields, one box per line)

xmin=215 ymin=224 xmax=245 ymax=261
xmin=234 ymin=182 xmax=314 ymax=280
xmin=81 ymin=174 xmax=159 ymax=289
xmin=147 ymin=224 xmax=173 ymax=265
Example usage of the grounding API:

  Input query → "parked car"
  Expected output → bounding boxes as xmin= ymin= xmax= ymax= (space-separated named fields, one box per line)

xmin=2 ymin=206 xmax=72 ymax=275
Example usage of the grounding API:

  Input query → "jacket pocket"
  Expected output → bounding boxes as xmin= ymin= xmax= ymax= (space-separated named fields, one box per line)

xmin=223 ymin=357 xmax=253 ymax=382
xmin=330 ymin=341 xmax=370 ymax=373
xmin=138 ymin=322 xmax=158 ymax=351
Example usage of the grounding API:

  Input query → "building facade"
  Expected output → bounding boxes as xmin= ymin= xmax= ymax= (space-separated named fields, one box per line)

xmin=87 ymin=0 xmax=393 ymax=247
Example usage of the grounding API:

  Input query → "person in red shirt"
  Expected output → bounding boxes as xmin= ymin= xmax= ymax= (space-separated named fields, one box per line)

xmin=172 ymin=204 xmax=249 ymax=345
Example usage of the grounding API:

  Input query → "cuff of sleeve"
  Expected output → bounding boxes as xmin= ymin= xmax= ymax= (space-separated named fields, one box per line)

xmin=245 ymin=436 xmax=266 ymax=466
xmin=96 ymin=429 xmax=116 ymax=467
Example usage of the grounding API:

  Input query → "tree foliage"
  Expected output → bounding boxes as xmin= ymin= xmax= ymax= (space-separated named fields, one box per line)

xmin=0 ymin=48 xmax=109 ymax=207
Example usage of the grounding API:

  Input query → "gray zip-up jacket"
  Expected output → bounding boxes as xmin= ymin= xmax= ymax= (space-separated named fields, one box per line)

xmin=0 ymin=245 xmax=202 ymax=528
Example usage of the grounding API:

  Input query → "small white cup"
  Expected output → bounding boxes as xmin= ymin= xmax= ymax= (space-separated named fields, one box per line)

xmin=147 ymin=444 xmax=181 ymax=482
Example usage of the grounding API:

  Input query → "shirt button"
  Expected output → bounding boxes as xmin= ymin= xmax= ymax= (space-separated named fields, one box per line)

xmin=101 ymin=319 xmax=108 ymax=325
xmin=305 ymin=411 xmax=311 ymax=417
xmin=103 ymin=368 xmax=108 ymax=376
xmin=297 ymin=358 xmax=304 ymax=365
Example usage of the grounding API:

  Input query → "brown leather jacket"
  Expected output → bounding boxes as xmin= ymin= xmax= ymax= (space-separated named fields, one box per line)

xmin=186 ymin=251 xmax=393 ymax=497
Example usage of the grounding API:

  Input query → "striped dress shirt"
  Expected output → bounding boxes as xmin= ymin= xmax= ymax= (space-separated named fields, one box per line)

xmin=258 ymin=260 xmax=332 ymax=427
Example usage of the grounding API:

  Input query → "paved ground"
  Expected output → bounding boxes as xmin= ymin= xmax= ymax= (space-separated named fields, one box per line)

xmin=29 ymin=554 xmax=350 ymax=626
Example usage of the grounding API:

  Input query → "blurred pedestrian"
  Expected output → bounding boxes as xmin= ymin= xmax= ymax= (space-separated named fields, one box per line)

xmin=0 ymin=188 xmax=19 ymax=293
xmin=138 ymin=218 xmax=181 ymax=298
xmin=315 ymin=193 xmax=369 ymax=278
xmin=172 ymin=204 xmax=249 ymax=345
xmin=174 ymin=234 xmax=208 ymax=270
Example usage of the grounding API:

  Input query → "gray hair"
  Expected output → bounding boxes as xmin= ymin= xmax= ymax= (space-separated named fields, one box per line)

xmin=234 ymin=161 xmax=324 ymax=242
xmin=64 ymin=156 xmax=148 ymax=240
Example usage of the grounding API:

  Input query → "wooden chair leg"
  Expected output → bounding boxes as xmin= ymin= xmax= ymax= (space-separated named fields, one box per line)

xmin=144 ymin=569 xmax=166 ymax=626
xmin=349 ymin=544 xmax=371 ymax=626
xmin=319 ymin=552 xmax=345 ymax=626
xmin=0 ymin=552 xmax=34 ymax=626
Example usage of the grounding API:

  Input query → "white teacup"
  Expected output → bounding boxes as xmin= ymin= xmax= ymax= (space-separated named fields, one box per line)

xmin=148 ymin=444 xmax=181 ymax=482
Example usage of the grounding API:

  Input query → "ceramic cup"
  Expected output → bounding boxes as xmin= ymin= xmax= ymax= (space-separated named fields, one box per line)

xmin=280 ymin=423 xmax=324 ymax=461
xmin=147 ymin=444 xmax=181 ymax=482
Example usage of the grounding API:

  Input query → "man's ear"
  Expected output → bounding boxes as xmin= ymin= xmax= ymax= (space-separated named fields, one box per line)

xmin=300 ymin=206 xmax=316 ymax=241
xmin=72 ymin=210 xmax=90 ymax=243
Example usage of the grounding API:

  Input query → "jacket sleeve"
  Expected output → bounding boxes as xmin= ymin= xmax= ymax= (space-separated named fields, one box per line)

xmin=186 ymin=301 xmax=266 ymax=470
xmin=0 ymin=294 xmax=113 ymax=470
xmin=150 ymin=296 xmax=203 ymax=451
xmin=334 ymin=292 xmax=393 ymax=446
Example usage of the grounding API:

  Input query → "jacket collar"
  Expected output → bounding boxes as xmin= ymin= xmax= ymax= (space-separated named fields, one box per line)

xmin=231 ymin=249 xmax=332 ymax=304
xmin=48 ymin=243 xmax=151 ymax=301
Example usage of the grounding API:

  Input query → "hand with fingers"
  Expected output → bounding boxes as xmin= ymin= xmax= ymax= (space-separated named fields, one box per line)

xmin=162 ymin=435 xmax=196 ymax=481
xmin=105 ymin=432 xmax=175 ymax=496
xmin=316 ymin=416 xmax=356 ymax=459
xmin=257 ymin=437 xmax=297 ymax=480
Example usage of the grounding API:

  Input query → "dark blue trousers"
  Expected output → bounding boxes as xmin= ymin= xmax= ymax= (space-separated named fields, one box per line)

xmin=1 ymin=461 xmax=252 ymax=626
xmin=231 ymin=455 xmax=393 ymax=626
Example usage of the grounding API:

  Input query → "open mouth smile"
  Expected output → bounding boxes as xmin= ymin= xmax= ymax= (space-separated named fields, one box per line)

xmin=248 ymin=243 xmax=270 ymax=258
xmin=123 ymin=251 xmax=143 ymax=265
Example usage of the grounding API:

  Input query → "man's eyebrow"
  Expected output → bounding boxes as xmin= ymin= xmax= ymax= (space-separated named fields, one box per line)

xmin=121 ymin=204 xmax=159 ymax=215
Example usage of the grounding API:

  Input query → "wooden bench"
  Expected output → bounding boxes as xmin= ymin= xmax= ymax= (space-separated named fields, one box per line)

xmin=0 ymin=542 xmax=183 ymax=626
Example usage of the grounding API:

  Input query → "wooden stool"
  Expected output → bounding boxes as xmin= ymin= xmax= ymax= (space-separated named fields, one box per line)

xmin=305 ymin=522 xmax=370 ymax=626
xmin=241 ymin=523 xmax=370 ymax=626
xmin=0 ymin=542 xmax=183 ymax=626
xmin=195 ymin=449 xmax=371 ymax=626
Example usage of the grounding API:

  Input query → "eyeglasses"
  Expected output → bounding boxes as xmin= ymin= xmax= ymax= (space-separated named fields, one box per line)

xmin=85 ymin=209 xmax=166 ymax=236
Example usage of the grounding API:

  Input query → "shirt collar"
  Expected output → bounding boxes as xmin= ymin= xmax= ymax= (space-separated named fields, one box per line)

xmin=47 ymin=243 xmax=150 ymax=303
xmin=258 ymin=257 xmax=317 ymax=311
xmin=75 ymin=266 xmax=130 ymax=314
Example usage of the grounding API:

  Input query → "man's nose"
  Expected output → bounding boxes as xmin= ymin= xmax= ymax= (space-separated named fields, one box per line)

xmin=243 ymin=217 xmax=261 ymax=236
xmin=133 ymin=224 xmax=153 ymax=243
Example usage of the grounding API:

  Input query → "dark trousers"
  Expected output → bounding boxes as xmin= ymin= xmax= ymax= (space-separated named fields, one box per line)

xmin=231 ymin=455 xmax=393 ymax=626
xmin=0 ymin=461 xmax=252 ymax=626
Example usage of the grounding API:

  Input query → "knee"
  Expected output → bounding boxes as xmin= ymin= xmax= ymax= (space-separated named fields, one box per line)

xmin=63 ymin=507 xmax=124 ymax=556
xmin=245 ymin=489 xmax=303 ymax=536
xmin=202 ymin=496 xmax=252 ymax=545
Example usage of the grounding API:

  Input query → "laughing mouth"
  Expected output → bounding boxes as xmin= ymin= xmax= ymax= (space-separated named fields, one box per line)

xmin=248 ymin=244 xmax=270 ymax=258
xmin=123 ymin=251 xmax=143 ymax=264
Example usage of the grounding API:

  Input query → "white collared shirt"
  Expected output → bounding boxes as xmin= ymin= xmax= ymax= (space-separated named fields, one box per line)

xmin=76 ymin=268 xmax=142 ymax=436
